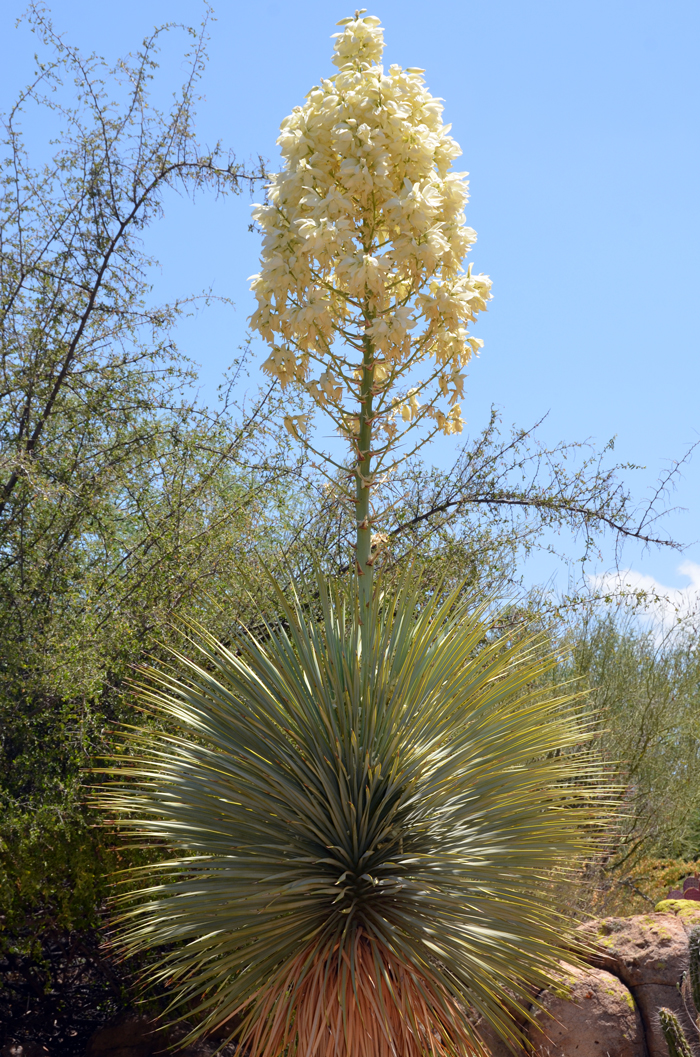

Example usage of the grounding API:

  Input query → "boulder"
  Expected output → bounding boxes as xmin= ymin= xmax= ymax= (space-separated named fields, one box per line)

xmin=471 ymin=982 xmax=539 ymax=1057
xmin=475 ymin=1011 xmax=529 ymax=1057
xmin=528 ymin=961 xmax=646 ymax=1057
xmin=577 ymin=913 xmax=698 ymax=1057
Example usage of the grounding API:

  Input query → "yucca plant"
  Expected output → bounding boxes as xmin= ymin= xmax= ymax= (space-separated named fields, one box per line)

xmin=95 ymin=13 xmax=608 ymax=1056
xmin=95 ymin=571 xmax=602 ymax=1056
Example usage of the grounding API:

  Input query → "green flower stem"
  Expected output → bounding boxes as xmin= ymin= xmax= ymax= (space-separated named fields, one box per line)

xmin=355 ymin=331 xmax=375 ymax=627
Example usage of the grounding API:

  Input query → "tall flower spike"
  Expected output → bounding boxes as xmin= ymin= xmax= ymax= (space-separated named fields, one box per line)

xmin=249 ymin=12 xmax=492 ymax=609
xmin=249 ymin=13 xmax=490 ymax=450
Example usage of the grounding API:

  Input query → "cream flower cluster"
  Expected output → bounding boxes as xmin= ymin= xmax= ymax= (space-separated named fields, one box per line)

xmin=249 ymin=12 xmax=492 ymax=455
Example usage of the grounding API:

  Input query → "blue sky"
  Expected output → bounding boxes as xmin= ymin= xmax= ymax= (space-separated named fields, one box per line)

xmin=2 ymin=0 xmax=698 ymax=596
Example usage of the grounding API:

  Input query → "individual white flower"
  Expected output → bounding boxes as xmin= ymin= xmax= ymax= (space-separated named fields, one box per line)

xmin=283 ymin=414 xmax=310 ymax=440
xmin=400 ymin=388 xmax=421 ymax=422
xmin=319 ymin=370 xmax=343 ymax=403
xmin=370 ymin=530 xmax=390 ymax=556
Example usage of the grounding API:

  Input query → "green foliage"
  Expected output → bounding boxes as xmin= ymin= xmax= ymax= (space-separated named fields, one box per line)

xmin=0 ymin=807 xmax=107 ymax=937
xmin=0 ymin=5 xmax=297 ymax=946
xmin=557 ymin=610 xmax=700 ymax=865
xmin=0 ymin=804 xmax=160 ymax=939
xmin=0 ymin=4 xmax=277 ymax=703
xmin=659 ymin=1008 xmax=693 ymax=1057
xmin=0 ymin=681 xmax=169 ymax=941
xmin=94 ymin=568 xmax=604 ymax=1055
xmin=578 ymin=857 xmax=700 ymax=918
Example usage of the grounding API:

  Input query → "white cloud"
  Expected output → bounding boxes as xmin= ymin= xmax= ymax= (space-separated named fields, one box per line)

xmin=588 ymin=561 xmax=700 ymax=633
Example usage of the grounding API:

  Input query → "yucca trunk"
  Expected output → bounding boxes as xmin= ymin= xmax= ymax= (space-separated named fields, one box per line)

xmin=245 ymin=929 xmax=477 ymax=1057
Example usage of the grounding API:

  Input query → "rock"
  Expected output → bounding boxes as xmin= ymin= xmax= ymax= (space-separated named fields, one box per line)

xmin=528 ymin=961 xmax=646 ymax=1057
xmin=578 ymin=913 xmax=689 ymax=988
xmin=577 ymin=913 xmax=697 ymax=1057
xmin=473 ymin=985 xmax=539 ymax=1057
xmin=475 ymin=1013 xmax=528 ymax=1057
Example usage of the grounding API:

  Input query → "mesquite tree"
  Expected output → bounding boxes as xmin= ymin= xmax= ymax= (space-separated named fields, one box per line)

xmin=0 ymin=2 xmax=297 ymax=960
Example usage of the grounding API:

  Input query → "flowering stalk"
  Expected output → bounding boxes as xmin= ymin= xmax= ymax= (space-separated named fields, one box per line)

xmin=356 ymin=328 xmax=375 ymax=617
xmin=249 ymin=11 xmax=492 ymax=614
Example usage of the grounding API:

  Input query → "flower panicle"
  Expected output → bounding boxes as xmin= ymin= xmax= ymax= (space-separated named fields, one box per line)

xmin=248 ymin=12 xmax=492 ymax=449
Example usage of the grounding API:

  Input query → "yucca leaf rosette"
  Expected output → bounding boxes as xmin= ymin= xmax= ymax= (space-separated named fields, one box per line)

xmin=95 ymin=573 xmax=602 ymax=1057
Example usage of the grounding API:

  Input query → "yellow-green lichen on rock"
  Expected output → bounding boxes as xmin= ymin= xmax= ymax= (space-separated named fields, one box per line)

xmin=654 ymin=898 xmax=700 ymax=922
xmin=604 ymin=984 xmax=636 ymax=1011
